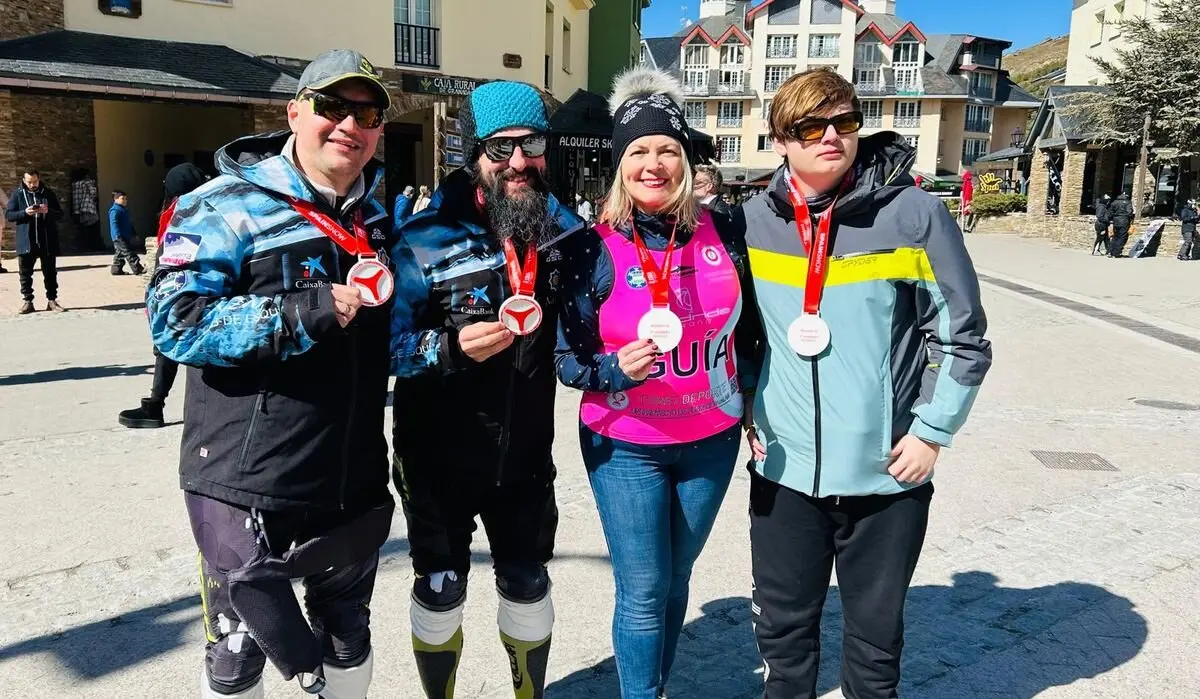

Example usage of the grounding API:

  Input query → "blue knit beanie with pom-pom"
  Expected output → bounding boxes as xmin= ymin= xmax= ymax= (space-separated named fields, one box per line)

xmin=458 ymin=81 xmax=550 ymax=167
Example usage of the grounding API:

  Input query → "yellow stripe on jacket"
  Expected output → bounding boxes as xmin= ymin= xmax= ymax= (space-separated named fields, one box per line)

xmin=746 ymin=246 xmax=937 ymax=288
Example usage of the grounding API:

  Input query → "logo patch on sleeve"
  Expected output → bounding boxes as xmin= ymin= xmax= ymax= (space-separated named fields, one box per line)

xmin=160 ymin=232 xmax=203 ymax=267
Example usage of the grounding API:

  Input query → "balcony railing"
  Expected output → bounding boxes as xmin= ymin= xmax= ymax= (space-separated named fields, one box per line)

xmin=969 ymin=85 xmax=994 ymax=99
xmin=808 ymin=46 xmax=839 ymax=59
xmin=893 ymin=116 xmax=922 ymax=129
xmin=964 ymin=120 xmax=993 ymax=134
xmin=684 ymin=69 xmax=754 ymax=96
xmin=766 ymin=45 xmax=797 ymax=59
xmin=717 ymin=71 xmax=747 ymax=94
xmin=962 ymin=52 xmax=1000 ymax=68
xmin=717 ymin=115 xmax=743 ymax=128
xmin=854 ymin=81 xmax=889 ymax=96
xmin=863 ymin=116 xmax=883 ymax=128
xmin=395 ymin=23 xmax=439 ymax=68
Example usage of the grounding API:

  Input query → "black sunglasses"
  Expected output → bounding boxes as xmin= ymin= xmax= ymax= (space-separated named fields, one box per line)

xmin=481 ymin=133 xmax=549 ymax=162
xmin=301 ymin=90 xmax=386 ymax=129
xmin=787 ymin=111 xmax=864 ymax=142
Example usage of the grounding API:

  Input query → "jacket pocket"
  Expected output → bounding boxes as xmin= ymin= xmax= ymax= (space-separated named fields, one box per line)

xmin=236 ymin=389 xmax=269 ymax=474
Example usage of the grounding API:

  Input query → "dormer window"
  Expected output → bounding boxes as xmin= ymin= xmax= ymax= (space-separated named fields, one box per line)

xmin=892 ymin=41 xmax=920 ymax=65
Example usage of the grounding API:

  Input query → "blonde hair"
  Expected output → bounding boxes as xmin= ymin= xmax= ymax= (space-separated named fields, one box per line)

xmin=600 ymin=152 xmax=700 ymax=230
xmin=769 ymin=68 xmax=860 ymax=142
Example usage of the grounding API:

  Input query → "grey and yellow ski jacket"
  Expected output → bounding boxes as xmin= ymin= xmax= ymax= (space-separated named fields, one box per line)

xmin=742 ymin=133 xmax=992 ymax=497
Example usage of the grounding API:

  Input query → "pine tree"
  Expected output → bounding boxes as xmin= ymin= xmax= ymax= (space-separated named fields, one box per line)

xmin=1069 ymin=0 xmax=1200 ymax=155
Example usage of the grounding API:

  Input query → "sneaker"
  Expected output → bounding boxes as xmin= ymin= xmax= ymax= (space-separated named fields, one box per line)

xmin=132 ymin=265 xmax=146 ymax=276
xmin=118 ymin=398 xmax=166 ymax=429
xmin=110 ymin=266 xmax=127 ymax=275
xmin=46 ymin=300 xmax=66 ymax=312
xmin=18 ymin=300 xmax=34 ymax=314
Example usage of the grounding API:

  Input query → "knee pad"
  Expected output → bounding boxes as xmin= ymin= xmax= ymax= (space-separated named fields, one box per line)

xmin=200 ymin=668 xmax=264 ymax=699
xmin=319 ymin=649 xmax=373 ymax=699
xmin=412 ymin=571 xmax=467 ymax=646
xmin=497 ymin=587 xmax=555 ymax=643
xmin=495 ymin=562 xmax=549 ymax=604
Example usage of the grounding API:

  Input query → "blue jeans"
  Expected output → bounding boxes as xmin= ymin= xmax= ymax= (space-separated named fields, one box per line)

xmin=580 ymin=424 xmax=741 ymax=699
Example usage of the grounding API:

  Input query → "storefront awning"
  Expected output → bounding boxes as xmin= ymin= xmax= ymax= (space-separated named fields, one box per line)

xmin=550 ymin=88 xmax=715 ymax=163
xmin=0 ymin=30 xmax=298 ymax=104
xmin=719 ymin=167 xmax=776 ymax=186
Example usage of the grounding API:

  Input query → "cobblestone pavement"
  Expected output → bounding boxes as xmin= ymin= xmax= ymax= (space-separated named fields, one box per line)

xmin=1 ymin=235 xmax=1199 ymax=697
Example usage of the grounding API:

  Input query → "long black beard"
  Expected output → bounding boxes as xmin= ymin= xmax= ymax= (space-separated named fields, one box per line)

xmin=476 ymin=167 xmax=557 ymax=247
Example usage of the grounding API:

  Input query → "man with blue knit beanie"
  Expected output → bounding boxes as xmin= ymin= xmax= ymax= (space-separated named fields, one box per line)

xmin=388 ymin=80 xmax=582 ymax=699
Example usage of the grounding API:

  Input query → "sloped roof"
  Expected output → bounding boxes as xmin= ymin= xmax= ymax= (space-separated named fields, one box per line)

xmin=995 ymin=80 xmax=1040 ymax=107
xmin=644 ymin=37 xmax=682 ymax=73
xmin=0 ymin=30 xmax=297 ymax=101
xmin=855 ymin=13 xmax=925 ymax=45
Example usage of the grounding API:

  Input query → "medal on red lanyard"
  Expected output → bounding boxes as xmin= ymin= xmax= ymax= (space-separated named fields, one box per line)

xmin=288 ymin=197 xmax=394 ymax=307
xmin=784 ymin=175 xmax=848 ymax=357
xmin=498 ymin=238 xmax=543 ymax=335
xmin=632 ymin=221 xmax=684 ymax=353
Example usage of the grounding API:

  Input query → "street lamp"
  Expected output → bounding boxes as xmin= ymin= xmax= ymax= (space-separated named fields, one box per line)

xmin=1010 ymin=127 xmax=1024 ymax=149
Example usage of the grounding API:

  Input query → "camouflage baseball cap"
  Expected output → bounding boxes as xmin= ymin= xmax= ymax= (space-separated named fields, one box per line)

xmin=297 ymin=49 xmax=391 ymax=109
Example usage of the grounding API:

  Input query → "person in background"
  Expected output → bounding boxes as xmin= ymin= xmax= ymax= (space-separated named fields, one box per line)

xmin=1108 ymin=192 xmax=1134 ymax=257
xmin=555 ymin=67 xmax=761 ymax=699
xmin=693 ymin=163 xmax=731 ymax=216
xmin=575 ymin=192 xmax=594 ymax=222
xmin=1093 ymin=194 xmax=1112 ymax=256
xmin=394 ymin=184 xmax=416 ymax=229
xmin=118 ymin=163 xmax=210 ymax=429
xmin=6 ymin=168 xmax=65 ymax=314
xmin=1178 ymin=198 xmax=1197 ymax=261
xmin=412 ymin=184 xmax=432 ymax=213
xmin=71 ymin=168 xmax=102 ymax=250
xmin=0 ymin=186 xmax=8 ymax=273
xmin=960 ymin=170 xmax=976 ymax=233
xmin=108 ymin=190 xmax=146 ymax=276
xmin=740 ymin=68 xmax=992 ymax=698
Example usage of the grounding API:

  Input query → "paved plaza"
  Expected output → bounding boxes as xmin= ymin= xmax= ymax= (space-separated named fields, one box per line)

xmin=1 ymin=233 xmax=1199 ymax=698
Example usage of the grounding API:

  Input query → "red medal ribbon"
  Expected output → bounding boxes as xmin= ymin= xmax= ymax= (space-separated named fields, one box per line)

xmin=786 ymin=175 xmax=850 ymax=315
xmin=502 ymin=238 xmax=538 ymax=296
xmin=630 ymin=221 xmax=677 ymax=308
xmin=287 ymin=196 xmax=374 ymax=259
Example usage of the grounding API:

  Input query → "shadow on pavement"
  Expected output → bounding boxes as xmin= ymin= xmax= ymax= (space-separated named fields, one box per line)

xmin=74 ymin=301 xmax=146 ymax=312
xmin=0 ymin=596 xmax=198 ymax=680
xmin=548 ymin=572 xmax=1147 ymax=698
xmin=0 ymin=364 xmax=152 ymax=387
xmin=0 ymin=538 xmax=611 ymax=681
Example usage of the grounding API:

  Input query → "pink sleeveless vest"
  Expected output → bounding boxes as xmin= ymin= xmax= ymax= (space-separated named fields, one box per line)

xmin=580 ymin=211 xmax=743 ymax=445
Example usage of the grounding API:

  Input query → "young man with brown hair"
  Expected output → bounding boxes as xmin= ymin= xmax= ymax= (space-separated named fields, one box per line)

xmin=739 ymin=68 xmax=993 ymax=698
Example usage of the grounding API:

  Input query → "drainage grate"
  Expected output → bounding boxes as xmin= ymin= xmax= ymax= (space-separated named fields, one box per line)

xmin=1133 ymin=398 xmax=1200 ymax=412
xmin=1030 ymin=451 xmax=1119 ymax=472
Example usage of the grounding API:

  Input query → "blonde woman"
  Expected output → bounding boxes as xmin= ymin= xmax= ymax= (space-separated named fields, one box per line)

xmin=554 ymin=68 xmax=762 ymax=699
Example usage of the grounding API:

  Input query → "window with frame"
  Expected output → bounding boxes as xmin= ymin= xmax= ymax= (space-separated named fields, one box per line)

xmin=810 ymin=0 xmax=842 ymax=25
xmin=757 ymin=134 xmax=773 ymax=151
xmin=764 ymin=65 xmax=795 ymax=92
xmin=895 ymin=66 xmax=920 ymax=93
xmin=855 ymin=66 xmax=882 ymax=91
xmin=861 ymin=100 xmax=883 ymax=127
xmin=962 ymin=138 xmax=990 ymax=165
xmin=718 ymin=101 xmax=744 ymax=127
xmin=808 ymin=34 xmax=839 ymax=59
xmin=964 ymin=104 xmax=993 ymax=133
xmin=721 ymin=44 xmax=745 ymax=66
xmin=684 ymin=101 xmax=708 ymax=129
xmin=894 ymin=100 xmax=921 ymax=128
xmin=855 ymin=42 xmax=883 ymax=66
xmin=766 ymin=35 xmax=797 ymax=59
xmin=969 ymin=71 xmax=994 ymax=97
xmin=684 ymin=44 xmax=709 ymax=91
xmin=99 ymin=0 xmax=143 ymax=17
xmin=892 ymin=41 xmax=920 ymax=65
xmin=904 ymin=135 xmax=919 ymax=149
xmin=395 ymin=0 xmax=434 ymax=25
xmin=717 ymin=135 xmax=742 ymax=163
xmin=719 ymin=68 xmax=745 ymax=93
xmin=562 ymin=20 xmax=571 ymax=73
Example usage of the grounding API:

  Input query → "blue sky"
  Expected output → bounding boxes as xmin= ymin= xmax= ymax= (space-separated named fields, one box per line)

xmin=642 ymin=1 xmax=1070 ymax=52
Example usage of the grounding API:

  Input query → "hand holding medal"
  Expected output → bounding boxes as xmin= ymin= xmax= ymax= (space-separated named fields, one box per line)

xmin=498 ymin=238 xmax=543 ymax=335
xmin=288 ymin=197 xmax=395 ymax=307
xmin=632 ymin=221 xmax=684 ymax=353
